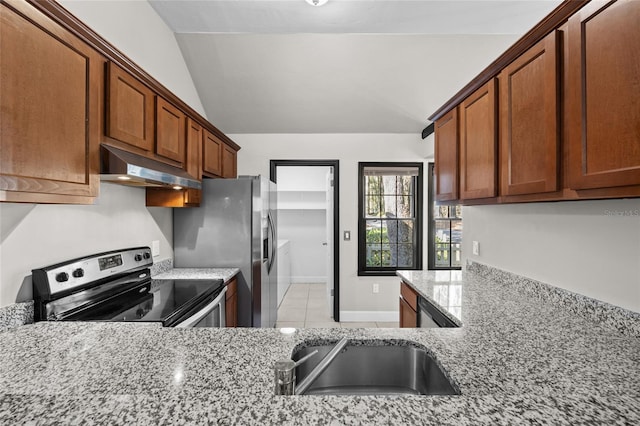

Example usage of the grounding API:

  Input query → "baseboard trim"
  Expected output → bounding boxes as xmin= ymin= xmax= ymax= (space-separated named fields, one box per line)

xmin=339 ymin=311 xmax=398 ymax=322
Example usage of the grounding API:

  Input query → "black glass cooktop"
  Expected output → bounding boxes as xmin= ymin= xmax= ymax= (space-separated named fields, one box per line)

xmin=67 ymin=278 xmax=225 ymax=327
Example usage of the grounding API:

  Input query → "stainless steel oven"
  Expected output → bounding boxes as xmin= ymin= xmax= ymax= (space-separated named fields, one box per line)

xmin=32 ymin=247 xmax=226 ymax=328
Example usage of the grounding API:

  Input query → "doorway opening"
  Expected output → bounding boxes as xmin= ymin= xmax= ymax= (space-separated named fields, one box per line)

xmin=270 ymin=159 xmax=340 ymax=323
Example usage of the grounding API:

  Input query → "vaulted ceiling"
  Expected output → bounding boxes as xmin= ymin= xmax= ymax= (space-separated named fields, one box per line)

xmin=149 ymin=0 xmax=562 ymax=134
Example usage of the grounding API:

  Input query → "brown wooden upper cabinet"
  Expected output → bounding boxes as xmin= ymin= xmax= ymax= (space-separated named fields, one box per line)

xmin=459 ymin=79 xmax=498 ymax=200
xmin=222 ymin=144 xmax=238 ymax=179
xmin=106 ymin=62 xmax=155 ymax=153
xmin=0 ymin=1 xmax=102 ymax=204
xmin=566 ymin=0 xmax=640 ymax=191
xmin=499 ymin=31 xmax=560 ymax=197
xmin=155 ymin=97 xmax=186 ymax=165
xmin=186 ymin=118 xmax=203 ymax=179
xmin=434 ymin=108 xmax=459 ymax=202
xmin=203 ymin=130 xmax=223 ymax=177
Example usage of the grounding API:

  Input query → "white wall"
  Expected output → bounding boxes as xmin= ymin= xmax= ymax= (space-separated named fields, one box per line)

xmin=0 ymin=1 xmax=204 ymax=307
xmin=232 ymin=133 xmax=429 ymax=318
xmin=463 ymin=199 xmax=640 ymax=313
xmin=0 ymin=184 xmax=172 ymax=306
xmin=277 ymin=166 xmax=331 ymax=283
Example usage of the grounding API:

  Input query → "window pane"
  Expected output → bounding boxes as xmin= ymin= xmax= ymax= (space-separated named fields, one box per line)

xmin=451 ymin=220 xmax=463 ymax=244
xmin=366 ymin=244 xmax=382 ymax=267
xmin=451 ymin=243 xmax=462 ymax=267
xmin=396 ymin=195 xmax=414 ymax=218
xmin=454 ymin=205 xmax=462 ymax=219
xmin=381 ymin=176 xmax=397 ymax=195
xmin=382 ymin=195 xmax=396 ymax=217
xmin=382 ymin=244 xmax=395 ymax=266
xmin=435 ymin=242 xmax=451 ymax=268
xmin=398 ymin=220 xmax=414 ymax=242
xmin=365 ymin=195 xmax=381 ymax=217
xmin=398 ymin=244 xmax=414 ymax=267
xmin=435 ymin=221 xmax=451 ymax=243
xmin=365 ymin=220 xmax=383 ymax=243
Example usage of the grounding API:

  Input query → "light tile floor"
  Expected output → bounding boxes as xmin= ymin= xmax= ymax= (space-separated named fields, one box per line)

xmin=276 ymin=283 xmax=399 ymax=329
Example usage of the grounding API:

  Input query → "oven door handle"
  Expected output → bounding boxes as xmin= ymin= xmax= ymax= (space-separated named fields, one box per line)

xmin=174 ymin=287 xmax=227 ymax=328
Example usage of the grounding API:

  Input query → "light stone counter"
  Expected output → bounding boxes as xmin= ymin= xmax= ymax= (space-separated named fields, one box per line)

xmin=153 ymin=268 xmax=240 ymax=283
xmin=1 ymin=263 xmax=638 ymax=425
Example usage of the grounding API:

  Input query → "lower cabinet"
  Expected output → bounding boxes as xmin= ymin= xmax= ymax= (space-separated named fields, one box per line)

xmin=399 ymin=281 xmax=418 ymax=328
xmin=225 ymin=277 xmax=238 ymax=327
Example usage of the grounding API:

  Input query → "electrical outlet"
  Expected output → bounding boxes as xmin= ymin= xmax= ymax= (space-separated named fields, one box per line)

xmin=372 ymin=283 xmax=379 ymax=294
xmin=472 ymin=241 xmax=480 ymax=256
xmin=152 ymin=240 xmax=160 ymax=257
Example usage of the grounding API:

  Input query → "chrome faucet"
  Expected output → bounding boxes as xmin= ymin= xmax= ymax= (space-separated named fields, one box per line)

xmin=274 ymin=337 xmax=349 ymax=395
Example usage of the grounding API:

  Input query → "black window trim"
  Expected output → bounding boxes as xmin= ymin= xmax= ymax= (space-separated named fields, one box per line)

xmin=357 ymin=161 xmax=424 ymax=276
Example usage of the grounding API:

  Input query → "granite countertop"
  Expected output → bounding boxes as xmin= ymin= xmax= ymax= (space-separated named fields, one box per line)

xmin=153 ymin=267 xmax=240 ymax=283
xmin=1 ymin=267 xmax=638 ymax=424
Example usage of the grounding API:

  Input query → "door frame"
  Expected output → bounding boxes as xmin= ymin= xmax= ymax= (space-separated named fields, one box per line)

xmin=270 ymin=159 xmax=340 ymax=322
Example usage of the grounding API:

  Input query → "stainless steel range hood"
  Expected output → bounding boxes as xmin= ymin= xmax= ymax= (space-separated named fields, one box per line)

xmin=100 ymin=145 xmax=201 ymax=190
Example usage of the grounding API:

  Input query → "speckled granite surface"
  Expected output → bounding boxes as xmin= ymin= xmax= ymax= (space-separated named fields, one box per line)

xmin=153 ymin=267 xmax=239 ymax=283
xmin=0 ymin=301 xmax=33 ymax=332
xmin=466 ymin=261 xmax=640 ymax=338
xmin=1 ymin=266 xmax=638 ymax=424
xmin=150 ymin=258 xmax=174 ymax=276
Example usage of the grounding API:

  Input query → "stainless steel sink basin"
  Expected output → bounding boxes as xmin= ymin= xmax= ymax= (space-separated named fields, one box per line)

xmin=292 ymin=341 xmax=460 ymax=396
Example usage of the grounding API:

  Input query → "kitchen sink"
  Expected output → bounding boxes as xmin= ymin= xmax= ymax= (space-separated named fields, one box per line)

xmin=292 ymin=340 xmax=460 ymax=396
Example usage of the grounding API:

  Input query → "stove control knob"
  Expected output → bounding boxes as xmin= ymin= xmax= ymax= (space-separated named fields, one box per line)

xmin=55 ymin=272 xmax=69 ymax=282
xmin=72 ymin=268 xmax=84 ymax=278
xmin=143 ymin=252 xmax=151 ymax=260
xmin=134 ymin=254 xmax=143 ymax=262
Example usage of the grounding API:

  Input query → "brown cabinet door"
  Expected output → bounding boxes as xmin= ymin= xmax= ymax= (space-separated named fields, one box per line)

xmin=399 ymin=297 xmax=417 ymax=328
xmin=203 ymin=130 xmax=223 ymax=177
xmin=567 ymin=0 xmax=640 ymax=190
xmin=225 ymin=278 xmax=238 ymax=327
xmin=106 ymin=62 xmax=155 ymax=152
xmin=222 ymin=144 xmax=238 ymax=179
xmin=499 ymin=31 xmax=560 ymax=196
xmin=155 ymin=97 xmax=186 ymax=165
xmin=186 ymin=118 xmax=203 ymax=179
xmin=0 ymin=2 xmax=101 ymax=202
xmin=434 ymin=108 xmax=459 ymax=201
xmin=459 ymin=79 xmax=498 ymax=200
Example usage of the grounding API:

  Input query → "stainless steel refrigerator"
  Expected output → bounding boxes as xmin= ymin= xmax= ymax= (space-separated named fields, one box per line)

xmin=173 ymin=176 xmax=277 ymax=328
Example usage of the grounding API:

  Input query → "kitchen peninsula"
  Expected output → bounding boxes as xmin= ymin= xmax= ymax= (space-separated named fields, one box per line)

xmin=1 ymin=265 xmax=638 ymax=425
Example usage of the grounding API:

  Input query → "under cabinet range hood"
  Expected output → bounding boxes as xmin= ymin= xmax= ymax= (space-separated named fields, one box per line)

xmin=100 ymin=145 xmax=201 ymax=190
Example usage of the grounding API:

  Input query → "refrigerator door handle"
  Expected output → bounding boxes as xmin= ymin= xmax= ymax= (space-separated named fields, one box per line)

xmin=267 ymin=212 xmax=277 ymax=273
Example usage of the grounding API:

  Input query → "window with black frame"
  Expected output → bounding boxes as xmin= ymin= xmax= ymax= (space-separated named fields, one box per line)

xmin=427 ymin=163 xmax=462 ymax=270
xmin=358 ymin=163 xmax=423 ymax=276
